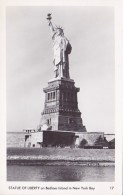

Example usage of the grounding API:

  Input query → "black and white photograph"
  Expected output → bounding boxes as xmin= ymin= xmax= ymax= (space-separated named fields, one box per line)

xmin=6 ymin=6 xmax=115 ymax=182
xmin=0 ymin=1 xmax=123 ymax=195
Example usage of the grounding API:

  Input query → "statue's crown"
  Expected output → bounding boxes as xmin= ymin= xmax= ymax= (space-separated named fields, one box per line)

xmin=55 ymin=25 xmax=64 ymax=31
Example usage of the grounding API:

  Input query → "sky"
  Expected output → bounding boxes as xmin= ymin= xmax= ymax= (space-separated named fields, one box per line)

xmin=6 ymin=6 xmax=114 ymax=133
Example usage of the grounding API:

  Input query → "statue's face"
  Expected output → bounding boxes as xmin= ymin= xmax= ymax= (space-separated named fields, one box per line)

xmin=56 ymin=28 xmax=63 ymax=36
xmin=56 ymin=29 xmax=61 ymax=35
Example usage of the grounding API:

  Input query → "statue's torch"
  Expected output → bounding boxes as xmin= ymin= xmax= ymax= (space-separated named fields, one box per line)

xmin=46 ymin=13 xmax=52 ymax=21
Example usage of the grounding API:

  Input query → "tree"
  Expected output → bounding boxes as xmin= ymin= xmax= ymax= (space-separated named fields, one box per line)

xmin=94 ymin=136 xmax=109 ymax=148
xmin=79 ymin=139 xmax=88 ymax=148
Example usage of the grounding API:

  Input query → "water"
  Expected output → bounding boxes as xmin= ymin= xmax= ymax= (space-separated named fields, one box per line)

xmin=7 ymin=165 xmax=114 ymax=182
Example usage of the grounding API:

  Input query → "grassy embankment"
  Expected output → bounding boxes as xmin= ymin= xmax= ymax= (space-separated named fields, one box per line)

xmin=7 ymin=147 xmax=115 ymax=166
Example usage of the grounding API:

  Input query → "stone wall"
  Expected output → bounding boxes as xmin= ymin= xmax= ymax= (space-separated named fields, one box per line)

xmin=7 ymin=132 xmax=25 ymax=147
xmin=7 ymin=131 xmax=114 ymax=148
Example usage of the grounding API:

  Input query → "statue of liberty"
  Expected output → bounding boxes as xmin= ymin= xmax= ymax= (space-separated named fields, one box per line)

xmin=47 ymin=14 xmax=72 ymax=78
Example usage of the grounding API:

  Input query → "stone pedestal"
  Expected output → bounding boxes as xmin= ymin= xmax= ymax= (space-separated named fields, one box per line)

xmin=40 ymin=77 xmax=86 ymax=132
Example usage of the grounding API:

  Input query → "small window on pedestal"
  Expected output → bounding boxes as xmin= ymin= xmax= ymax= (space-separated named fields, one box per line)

xmin=48 ymin=93 xmax=50 ymax=100
xmin=53 ymin=91 xmax=55 ymax=99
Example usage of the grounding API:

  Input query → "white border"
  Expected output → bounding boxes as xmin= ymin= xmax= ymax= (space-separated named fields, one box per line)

xmin=0 ymin=0 xmax=123 ymax=195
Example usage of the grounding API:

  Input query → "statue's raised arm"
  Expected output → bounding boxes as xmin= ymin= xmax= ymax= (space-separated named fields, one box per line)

xmin=47 ymin=13 xmax=55 ymax=37
xmin=48 ymin=21 xmax=55 ymax=36
xmin=46 ymin=13 xmax=72 ymax=79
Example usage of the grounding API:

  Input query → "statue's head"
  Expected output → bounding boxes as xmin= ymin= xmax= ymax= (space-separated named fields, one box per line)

xmin=55 ymin=26 xmax=64 ymax=36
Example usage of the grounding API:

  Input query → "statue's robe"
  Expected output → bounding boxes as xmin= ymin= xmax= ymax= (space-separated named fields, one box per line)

xmin=52 ymin=32 xmax=72 ymax=78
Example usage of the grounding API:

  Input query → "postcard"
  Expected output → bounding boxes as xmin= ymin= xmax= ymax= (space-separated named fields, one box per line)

xmin=0 ymin=0 xmax=122 ymax=195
